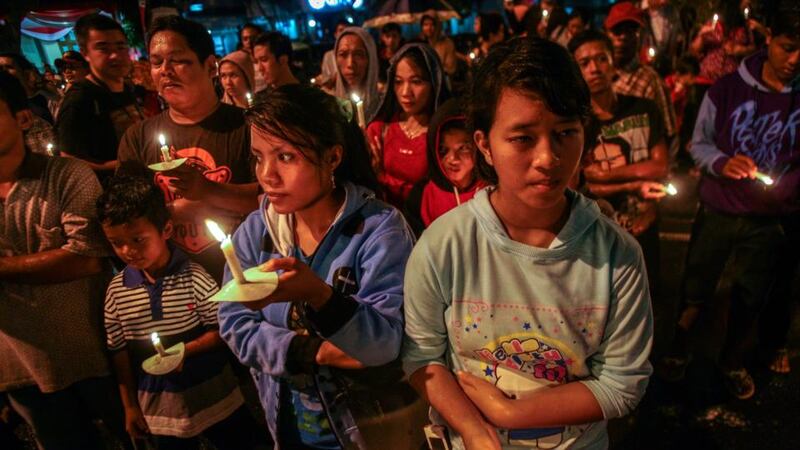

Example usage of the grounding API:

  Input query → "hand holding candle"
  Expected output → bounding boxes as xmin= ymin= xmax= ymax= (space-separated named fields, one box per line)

xmin=206 ymin=219 xmax=246 ymax=284
xmin=754 ymin=171 xmax=774 ymax=186
xmin=151 ymin=332 xmax=167 ymax=357
xmin=351 ymin=93 xmax=366 ymax=129
xmin=159 ymin=134 xmax=171 ymax=163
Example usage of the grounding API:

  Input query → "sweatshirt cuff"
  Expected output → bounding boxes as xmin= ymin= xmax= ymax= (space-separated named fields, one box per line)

xmin=304 ymin=289 xmax=359 ymax=338
xmin=286 ymin=335 xmax=324 ymax=375
xmin=710 ymin=155 xmax=730 ymax=177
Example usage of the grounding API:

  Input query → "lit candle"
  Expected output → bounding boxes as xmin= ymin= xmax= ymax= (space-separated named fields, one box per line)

xmin=754 ymin=171 xmax=774 ymax=186
xmin=310 ymin=77 xmax=316 ymax=85
xmin=712 ymin=13 xmax=719 ymax=28
xmin=246 ymin=92 xmax=253 ymax=107
xmin=648 ymin=47 xmax=656 ymax=59
xmin=351 ymin=93 xmax=366 ymax=129
xmin=158 ymin=134 xmax=171 ymax=162
xmin=469 ymin=51 xmax=476 ymax=61
xmin=151 ymin=332 xmax=167 ymax=357
xmin=206 ymin=219 xmax=246 ymax=284
xmin=46 ymin=143 xmax=54 ymax=157
xmin=542 ymin=9 xmax=549 ymax=23
xmin=663 ymin=183 xmax=678 ymax=196
xmin=744 ymin=7 xmax=750 ymax=19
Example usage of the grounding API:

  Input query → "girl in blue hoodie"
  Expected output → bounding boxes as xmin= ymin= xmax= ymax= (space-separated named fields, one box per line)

xmin=217 ymin=85 xmax=422 ymax=449
xmin=403 ymin=38 xmax=653 ymax=450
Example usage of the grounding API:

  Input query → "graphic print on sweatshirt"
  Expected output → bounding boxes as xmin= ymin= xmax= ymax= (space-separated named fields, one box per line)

xmin=727 ymin=101 xmax=800 ymax=172
xmin=154 ymin=147 xmax=233 ymax=254
xmin=453 ymin=299 xmax=606 ymax=449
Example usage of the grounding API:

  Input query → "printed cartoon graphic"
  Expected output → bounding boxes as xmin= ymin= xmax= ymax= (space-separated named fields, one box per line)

xmin=154 ymin=147 xmax=233 ymax=254
xmin=473 ymin=336 xmax=569 ymax=448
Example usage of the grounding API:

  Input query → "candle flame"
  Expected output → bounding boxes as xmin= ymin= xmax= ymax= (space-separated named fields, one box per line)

xmin=755 ymin=172 xmax=774 ymax=186
xmin=46 ymin=143 xmax=53 ymax=151
xmin=158 ymin=134 xmax=166 ymax=146
xmin=542 ymin=9 xmax=549 ymax=18
xmin=310 ymin=78 xmax=316 ymax=84
xmin=351 ymin=93 xmax=361 ymax=103
xmin=648 ymin=47 xmax=656 ymax=58
xmin=469 ymin=51 xmax=476 ymax=60
xmin=246 ymin=92 xmax=252 ymax=100
xmin=205 ymin=219 xmax=228 ymax=242
xmin=666 ymin=183 xmax=678 ymax=196
xmin=151 ymin=332 xmax=160 ymax=345
xmin=713 ymin=13 xmax=719 ymax=22
xmin=744 ymin=7 xmax=750 ymax=17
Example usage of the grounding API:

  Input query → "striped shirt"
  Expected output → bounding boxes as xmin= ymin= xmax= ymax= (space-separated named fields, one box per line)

xmin=104 ymin=248 xmax=244 ymax=437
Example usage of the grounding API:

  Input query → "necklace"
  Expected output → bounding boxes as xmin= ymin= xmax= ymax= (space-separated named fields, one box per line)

xmin=399 ymin=119 xmax=426 ymax=139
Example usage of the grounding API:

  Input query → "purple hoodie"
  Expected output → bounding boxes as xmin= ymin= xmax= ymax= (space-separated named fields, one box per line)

xmin=691 ymin=50 xmax=800 ymax=216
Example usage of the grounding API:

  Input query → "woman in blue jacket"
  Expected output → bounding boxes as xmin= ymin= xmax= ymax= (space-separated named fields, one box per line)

xmin=218 ymin=85 xmax=421 ymax=449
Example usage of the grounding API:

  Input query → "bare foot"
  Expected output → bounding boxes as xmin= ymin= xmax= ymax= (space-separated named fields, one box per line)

xmin=769 ymin=349 xmax=791 ymax=374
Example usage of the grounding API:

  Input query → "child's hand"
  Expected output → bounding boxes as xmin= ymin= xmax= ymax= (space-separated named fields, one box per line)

xmin=457 ymin=371 xmax=513 ymax=428
xmin=124 ymin=405 xmax=150 ymax=439
xmin=639 ymin=181 xmax=667 ymax=200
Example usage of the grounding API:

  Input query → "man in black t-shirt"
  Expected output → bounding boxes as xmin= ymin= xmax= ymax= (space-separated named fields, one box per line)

xmin=56 ymin=14 xmax=143 ymax=178
xmin=119 ymin=16 xmax=259 ymax=282
xmin=570 ymin=30 xmax=669 ymax=294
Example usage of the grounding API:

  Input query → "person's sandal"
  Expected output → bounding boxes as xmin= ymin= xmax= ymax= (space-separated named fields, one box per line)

xmin=722 ymin=368 xmax=755 ymax=400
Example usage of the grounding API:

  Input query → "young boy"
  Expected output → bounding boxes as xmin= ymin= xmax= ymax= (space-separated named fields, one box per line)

xmin=405 ymin=98 xmax=486 ymax=235
xmin=98 ymin=173 xmax=260 ymax=449
xmin=403 ymin=38 xmax=653 ymax=449
xmin=661 ymin=9 xmax=800 ymax=399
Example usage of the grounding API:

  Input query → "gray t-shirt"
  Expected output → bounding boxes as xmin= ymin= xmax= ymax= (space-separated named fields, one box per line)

xmin=0 ymin=153 xmax=110 ymax=393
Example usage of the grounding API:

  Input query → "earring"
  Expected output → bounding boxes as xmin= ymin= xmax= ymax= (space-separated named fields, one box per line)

xmin=331 ymin=173 xmax=336 ymax=189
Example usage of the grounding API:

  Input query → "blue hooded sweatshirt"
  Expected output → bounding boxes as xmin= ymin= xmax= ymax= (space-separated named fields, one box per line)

xmin=690 ymin=50 xmax=800 ymax=216
xmin=217 ymin=182 xmax=414 ymax=449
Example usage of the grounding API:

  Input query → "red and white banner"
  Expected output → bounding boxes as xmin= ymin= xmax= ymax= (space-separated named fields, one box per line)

xmin=21 ymin=8 xmax=106 ymax=41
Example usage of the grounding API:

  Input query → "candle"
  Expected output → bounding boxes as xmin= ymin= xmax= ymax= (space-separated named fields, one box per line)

xmin=754 ymin=171 xmax=774 ymax=186
xmin=46 ymin=143 xmax=54 ymax=157
xmin=663 ymin=183 xmax=678 ymax=196
xmin=648 ymin=47 xmax=656 ymax=59
xmin=351 ymin=93 xmax=366 ymax=129
xmin=151 ymin=332 xmax=167 ymax=357
xmin=469 ymin=51 xmax=476 ymax=61
xmin=542 ymin=9 xmax=549 ymax=22
xmin=712 ymin=13 xmax=719 ymax=27
xmin=206 ymin=219 xmax=246 ymax=284
xmin=744 ymin=7 xmax=750 ymax=19
xmin=310 ymin=77 xmax=316 ymax=85
xmin=158 ymin=134 xmax=171 ymax=162
xmin=246 ymin=92 xmax=253 ymax=107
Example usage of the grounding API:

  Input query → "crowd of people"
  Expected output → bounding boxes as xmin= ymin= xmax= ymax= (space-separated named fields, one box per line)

xmin=0 ymin=0 xmax=798 ymax=449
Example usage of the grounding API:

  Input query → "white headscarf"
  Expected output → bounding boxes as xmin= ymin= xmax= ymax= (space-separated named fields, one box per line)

xmin=332 ymin=26 xmax=380 ymax=122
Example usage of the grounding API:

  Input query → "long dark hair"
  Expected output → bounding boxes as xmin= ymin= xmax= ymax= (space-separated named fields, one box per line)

xmin=246 ymin=84 xmax=379 ymax=192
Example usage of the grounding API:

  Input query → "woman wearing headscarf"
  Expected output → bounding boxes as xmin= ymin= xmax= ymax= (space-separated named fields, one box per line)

xmin=219 ymin=50 xmax=255 ymax=108
xmin=366 ymin=43 xmax=451 ymax=208
xmin=329 ymin=26 xmax=380 ymax=121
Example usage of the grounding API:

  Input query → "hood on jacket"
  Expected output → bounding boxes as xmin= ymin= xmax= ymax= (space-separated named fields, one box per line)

xmin=739 ymin=49 xmax=800 ymax=94
xmin=424 ymin=97 xmax=480 ymax=191
xmin=260 ymin=181 xmax=375 ymax=257
xmin=333 ymin=27 xmax=381 ymax=122
xmin=372 ymin=43 xmax=451 ymax=124
xmin=219 ymin=50 xmax=256 ymax=93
